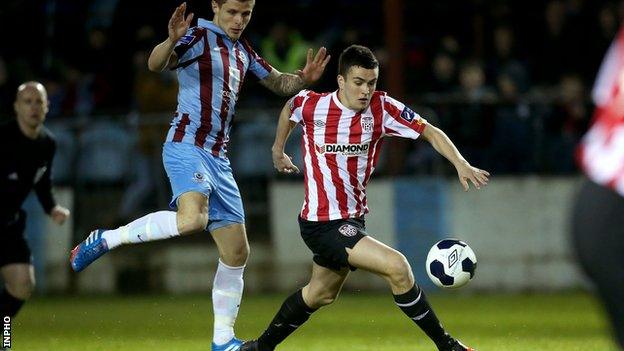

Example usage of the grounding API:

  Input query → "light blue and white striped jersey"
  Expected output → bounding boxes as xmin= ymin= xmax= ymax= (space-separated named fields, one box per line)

xmin=166 ymin=18 xmax=273 ymax=157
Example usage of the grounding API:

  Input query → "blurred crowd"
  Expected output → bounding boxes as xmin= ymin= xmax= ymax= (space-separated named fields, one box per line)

xmin=0 ymin=0 xmax=620 ymax=179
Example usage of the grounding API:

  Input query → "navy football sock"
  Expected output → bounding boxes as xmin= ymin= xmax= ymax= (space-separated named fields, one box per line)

xmin=394 ymin=284 xmax=450 ymax=347
xmin=257 ymin=289 xmax=317 ymax=351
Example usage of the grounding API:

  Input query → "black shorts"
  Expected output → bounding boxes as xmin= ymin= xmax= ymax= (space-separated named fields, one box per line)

xmin=0 ymin=210 xmax=31 ymax=267
xmin=571 ymin=179 xmax=624 ymax=344
xmin=299 ymin=216 xmax=367 ymax=271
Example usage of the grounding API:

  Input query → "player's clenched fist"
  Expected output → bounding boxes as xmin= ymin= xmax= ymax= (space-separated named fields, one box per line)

xmin=273 ymin=151 xmax=299 ymax=174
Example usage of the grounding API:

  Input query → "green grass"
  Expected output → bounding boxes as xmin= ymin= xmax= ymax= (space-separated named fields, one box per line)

xmin=10 ymin=292 xmax=618 ymax=350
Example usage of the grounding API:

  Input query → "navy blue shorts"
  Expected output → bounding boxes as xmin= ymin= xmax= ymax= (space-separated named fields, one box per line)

xmin=299 ymin=216 xmax=367 ymax=271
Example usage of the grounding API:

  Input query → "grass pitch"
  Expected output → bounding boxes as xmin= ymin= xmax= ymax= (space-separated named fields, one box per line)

xmin=10 ymin=292 xmax=618 ymax=350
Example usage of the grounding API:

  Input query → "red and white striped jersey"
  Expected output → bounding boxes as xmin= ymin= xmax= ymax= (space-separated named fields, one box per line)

xmin=578 ymin=27 xmax=624 ymax=197
xmin=290 ymin=90 xmax=427 ymax=221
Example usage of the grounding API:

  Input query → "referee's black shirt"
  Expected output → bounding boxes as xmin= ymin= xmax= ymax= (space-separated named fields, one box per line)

xmin=0 ymin=119 xmax=57 ymax=222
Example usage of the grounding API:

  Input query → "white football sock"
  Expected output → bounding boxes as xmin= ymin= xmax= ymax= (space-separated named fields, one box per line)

xmin=212 ymin=259 xmax=245 ymax=345
xmin=101 ymin=211 xmax=179 ymax=250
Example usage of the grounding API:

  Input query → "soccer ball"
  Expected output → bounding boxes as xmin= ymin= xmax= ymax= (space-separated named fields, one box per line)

xmin=425 ymin=239 xmax=477 ymax=289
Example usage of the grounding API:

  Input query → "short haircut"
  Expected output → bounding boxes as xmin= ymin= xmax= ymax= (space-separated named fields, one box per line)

xmin=338 ymin=45 xmax=379 ymax=76
xmin=214 ymin=0 xmax=254 ymax=6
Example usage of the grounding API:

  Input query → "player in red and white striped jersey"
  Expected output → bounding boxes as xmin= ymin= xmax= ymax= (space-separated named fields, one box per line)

xmin=572 ymin=27 xmax=624 ymax=349
xmin=241 ymin=45 xmax=488 ymax=351
xmin=287 ymin=88 xmax=427 ymax=221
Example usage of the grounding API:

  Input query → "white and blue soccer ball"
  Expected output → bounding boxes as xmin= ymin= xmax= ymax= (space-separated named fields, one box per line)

xmin=425 ymin=239 xmax=477 ymax=289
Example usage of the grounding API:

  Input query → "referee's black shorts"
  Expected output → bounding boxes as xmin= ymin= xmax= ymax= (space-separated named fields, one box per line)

xmin=299 ymin=215 xmax=367 ymax=271
xmin=0 ymin=210 xmax=31 ymax=267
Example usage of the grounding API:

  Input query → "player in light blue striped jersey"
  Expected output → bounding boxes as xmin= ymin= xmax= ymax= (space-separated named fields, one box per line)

xmin=70 ymin=1 xmax=330 ymax=350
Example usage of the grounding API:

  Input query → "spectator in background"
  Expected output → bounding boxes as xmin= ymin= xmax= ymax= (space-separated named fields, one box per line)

xmin=450 ymin=60 xmax=496 ymax=168
xmin=544 ymin=73 xmax=589 ymax=173
xmin=247 ymin=22 xmax=311 ymax=107
xmin=487 ymin=25 xmax=529 ymax=93
xmin=438 ymin=34 xmax=461 ymax=58
xmin=534 ymin=0 xmax=567 ymax=85
xmin=42 ymin=63 xmax=94 ymax=119
xmin=490 ymin=72 xmax=534 ymax=174
xmin=534 ymin=0 xmax=584 ymax=86
xmin=426 ymin=52 xmax=457 ymax=97
xmin=422 ymin=36 xmax=462 ymax=152
xmin=82 ymin=27 xmax=114 ymax=114
xmin=588 ymin=3 xmax=620 ymax=78
xmin=261 ymin=22 xmax=309 ymax=74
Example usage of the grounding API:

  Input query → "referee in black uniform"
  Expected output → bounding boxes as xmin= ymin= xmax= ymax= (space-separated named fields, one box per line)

xmin=1 ymin=81 xmax=70 ymax=320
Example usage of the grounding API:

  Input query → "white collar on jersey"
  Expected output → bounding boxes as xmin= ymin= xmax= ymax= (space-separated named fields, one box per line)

xmin=197 ymin=18 xmax=228 ymax=38
xmin=332 ymin=90 xmax=371 ymax=114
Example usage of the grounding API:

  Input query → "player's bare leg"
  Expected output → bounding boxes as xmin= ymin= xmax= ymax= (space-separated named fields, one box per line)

xmin=211 ymin=223 xmax=249 ymax=267
xmin=209 ymin=223 xmax=249 ymax=350
xmin=347 ymin=236 xmax=475 ymax=351
xmin=242 ymin=263 xmax=349 ymax=351
xmin=301 ymin=262 xmax=350 ymax=308
xmin=70 ymin=192 xmax=207 ymax=272
xmin=347 ymin=236 xmax=414 ymax=293
xmin=176 ymin=192 xmax=209 ymax=235
xmin=1 ymin=264 xmax=34 ymax=318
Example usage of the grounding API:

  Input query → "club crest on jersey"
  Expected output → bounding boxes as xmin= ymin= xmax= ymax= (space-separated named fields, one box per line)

xmin=236 ymin=49 xmax=247 ymax=65
xmin=315 ymin=143 xmax=369 ymax=156
xmin=400 ymin=106 xmax=417 ymax=123
xmin=338 ymin=224 xmax=358 ymax=237
xmin=193 ymin=172 xmax=207 ymax=183
xmin=361 ymin=116 xmax=373 ymax=132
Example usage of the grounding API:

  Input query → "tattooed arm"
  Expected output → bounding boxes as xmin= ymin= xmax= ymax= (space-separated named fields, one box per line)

xmin=259 ymin=47 xmax=330 ymax=96
xmin=259 ymin=70 xmax=307 ymax=96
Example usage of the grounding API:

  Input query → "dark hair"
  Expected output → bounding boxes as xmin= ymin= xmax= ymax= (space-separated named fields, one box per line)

xmin=214 ymin=0 xmax=254 ymax=6
xmin=338 ymin=45 xmax=379 ymax=76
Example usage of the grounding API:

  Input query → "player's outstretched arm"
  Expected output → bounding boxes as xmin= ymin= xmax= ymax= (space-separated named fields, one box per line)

xmin=148 ymin=2 xmax=194 ymax=72
xmin=272 ymin=102 xmax=299 ymax=173
xmin=260 ymin=47 xmax=330 ymax=96
xmin=421 ymin=124 xmax=490 ymax=191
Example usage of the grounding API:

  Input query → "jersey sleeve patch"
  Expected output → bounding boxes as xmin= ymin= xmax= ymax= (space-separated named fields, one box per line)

xmin=178 ymin=34 xmax=195 ymax=46
xmin=400 ymin=106 xmax=417 ymax=123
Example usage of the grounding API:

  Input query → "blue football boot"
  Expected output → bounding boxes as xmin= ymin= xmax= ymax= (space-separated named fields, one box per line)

xmin=70 ymin=229 xmax=109 ymax=272
xmin=212 ymin=337 xmax=243 ymax=351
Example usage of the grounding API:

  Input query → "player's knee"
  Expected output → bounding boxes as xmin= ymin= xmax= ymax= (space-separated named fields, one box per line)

xmin=6 ymin=276 xmax=35 ymax=300
xmin=385 ymin=252 xmax=413 ymax=288
xmin=221 ymin=242 xmax=249 ymax=267
xmin=176 ymin=212 xmax=208 ymax=235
